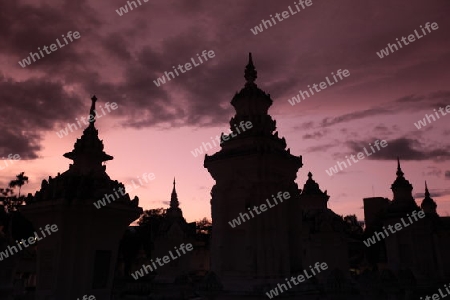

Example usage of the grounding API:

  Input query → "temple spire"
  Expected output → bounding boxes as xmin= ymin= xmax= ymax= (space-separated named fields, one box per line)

xmin=421 ymin=181 xmax=437 ymax=214
xmin=244 ymin=52 xmax=257 ymax=86
xmin=425 ymin=181 xmax=430 ymax=198
xmin=62 ymin=95 xmax=113 ymax=176
xmin=390 ymin=157 xmax=415 ymax=203
xmin=170 ymin=177 xmax=179 ymax=209
xmin=167 ymin=177 xmax=183 ymax=218
xmin=396 ymin=157 xmax=404 ymax=177
xmin=89 ymin=95 xmax=97 ymax=126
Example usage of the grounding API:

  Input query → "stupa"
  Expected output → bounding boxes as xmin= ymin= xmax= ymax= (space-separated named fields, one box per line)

xmin=21 ymin=96 xmax=142 ymax=300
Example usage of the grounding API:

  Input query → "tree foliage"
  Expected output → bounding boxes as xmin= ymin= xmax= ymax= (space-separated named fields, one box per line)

xmin=9 ymin=172 xmax=29 ymax=198
xmin=1 ymin=172 xmax=29 ymax=212
xmin=343 ymin=214 xmax=364 ymax=236
xmin=137 ymin=208 xmax=166 ymax=227
xmin=196 ymin=217 xmax=212 ymax=235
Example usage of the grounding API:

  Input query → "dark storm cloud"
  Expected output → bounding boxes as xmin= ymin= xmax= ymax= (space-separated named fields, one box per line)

xmin=422 ymin=167 xmax=442 ymax=178
xmin=396 ymin=94 xmax=426 ymax=103
xmin=0 ymin=75 xmax=82 ymax=158
xmin=373 ymin=125 xmax=394 ymax=136
xmin=414 ymin=189 xmax=450 ymax=199
xmin=302 ymin=129 xmax=329 ymax=140
xmin=1 ymin=0 xmax=450 ymax=159
xmin=1 ymin=0 xmax=99 ymax=71
xmin=320 ymin=108 xmax=392 ymax=128
xmin=429 ymin=90 xmax=450 ymax=101
xmin=305 ymin=143 xmax=338 ymax=153
xmin=304 ymin=89 xmax=450 ymax=131
xmin=101 ymin=33 xmax=133 ymax=61
xmin=293 ymin=121 xmax=314 ymax=131
xmin=395 ymin=91 xmax=450 ymax=111
xmin=0 ymin=131 xmax=41 ymax=160
xmin=345 ymin=138 xmax=450 ymax=161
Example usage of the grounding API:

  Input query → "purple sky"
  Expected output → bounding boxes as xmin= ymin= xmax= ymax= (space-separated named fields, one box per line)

xmin=1 ymin=0 xmax=450 ymax=222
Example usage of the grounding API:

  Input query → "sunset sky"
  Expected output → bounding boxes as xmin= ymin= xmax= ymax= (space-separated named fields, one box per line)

xmin=1 ymin=0 xmax=450 ymax=223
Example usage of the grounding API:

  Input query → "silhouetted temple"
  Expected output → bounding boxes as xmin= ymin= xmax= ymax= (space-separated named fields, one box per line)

xmin=1 ymin=54 xmax=450 ymax=300
xmin=113 ymin=178 xmax=210 ymax=298
xmin=20 ymin=96 xmax=143 ymax=300
xmin=205 ymin=53 xmax=302 ymax=289
xmin=364 ymin=159 xmax=450 ymax=294
xmin=149 ymin=179 xmax=205 ymax=282
xmin=204 ymin=54 xmax=350 ymax=296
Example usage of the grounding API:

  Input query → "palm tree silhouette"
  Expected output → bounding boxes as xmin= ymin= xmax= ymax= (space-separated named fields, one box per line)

xmin=9 ymin=172 xmax=29 ymax=198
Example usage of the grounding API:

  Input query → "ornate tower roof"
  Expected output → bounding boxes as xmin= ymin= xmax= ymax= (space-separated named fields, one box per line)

xmin=244 ymin=53 xmax=257 ymax=86
xmin=29 ymin=95 xmax=140 ymax=209
xmin=167 ymin=177 xmax=183 ymax=218
xmin=299 ymin=172 xmax=329 ymax=210
xmin=63 ymin=95 xmax=113 ymax=177
xmin=170 ymin=177 xmax=179 ymax=209
xmin=390 ymin=157 xmax=413 ymax=201
xmin=302 ymin=172 xmax=329 ymax=197
xmin=386 ymin=158 xmax=419 ymax=216
xmin=230 ymin=53 xmax=274 ymax=135
xmin=421 ymin=181 xmax=437 ymax=215
xmin=206 ymin=53 xmax=302 ymax=169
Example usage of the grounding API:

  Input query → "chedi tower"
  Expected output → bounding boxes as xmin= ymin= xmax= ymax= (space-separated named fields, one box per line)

xmin=21 ymin=96 xmax=142 ymax=300
xmin=204 ymin=54 xmax=303 ymax=291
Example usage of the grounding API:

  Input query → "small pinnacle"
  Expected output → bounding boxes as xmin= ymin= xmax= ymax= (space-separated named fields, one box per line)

xmin=89 ymin=95 xmax=97 ymax=125
xmin=396 ymin=157 xmax=404 ymax=177
xmin=425 ymin=181 xmax=430 ymax=197
xmin=244 ymin=52 xmax=257 ymax=85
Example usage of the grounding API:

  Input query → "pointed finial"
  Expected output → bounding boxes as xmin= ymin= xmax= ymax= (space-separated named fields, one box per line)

xmin=396 ymin=157 xmax=404 ymax=177
xmin=172 ymin=177 xmax=177 ymax=194
xmin=244 ymin=52 xmax=257 ymax=85
xmin=170 ymin=177 xmax=179 ymax=209
xmin=89 ymin=95 xmax=98 ymax=126
xmin=425 ymin=181 xmax=430 ymax=198
xmin=307 ymin=172 xmax=313 ymax=179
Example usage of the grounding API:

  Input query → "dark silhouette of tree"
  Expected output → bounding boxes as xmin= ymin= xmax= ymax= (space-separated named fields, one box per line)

xmin=196 ymin=217 xmax=212 ymax=235
xmin=117 ymin=227 xmax=144 ymax=278
xmin=344 ymin=214 xmax=364 ymax=236
xmin=1 ymin=187 xmax=19 ymax=212
xmin=0 ymin=188 xmax=13 ymax=197
xmin=344 ymin=214 xmax=366 ymax=274
xmin=9 ymin=172 xmax=29 ymax=198
xmin=0 ymin=200 xmax=7 ymax=231
xmin=137 ymin=208 xmax=167 ymax=257
xmin=137 ymin=208 xmax=166 ymax=226
xmin=0 ymin=180 xmax=34 ymax=255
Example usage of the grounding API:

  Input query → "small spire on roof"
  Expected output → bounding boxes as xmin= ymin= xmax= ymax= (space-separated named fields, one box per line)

xmin=396 ymin=157 xmax=404 ymax=177
xmin=89 ymin=95 xmax=97 ymax=126
xmin=244 ymin=53 xmax=257 ymax=85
